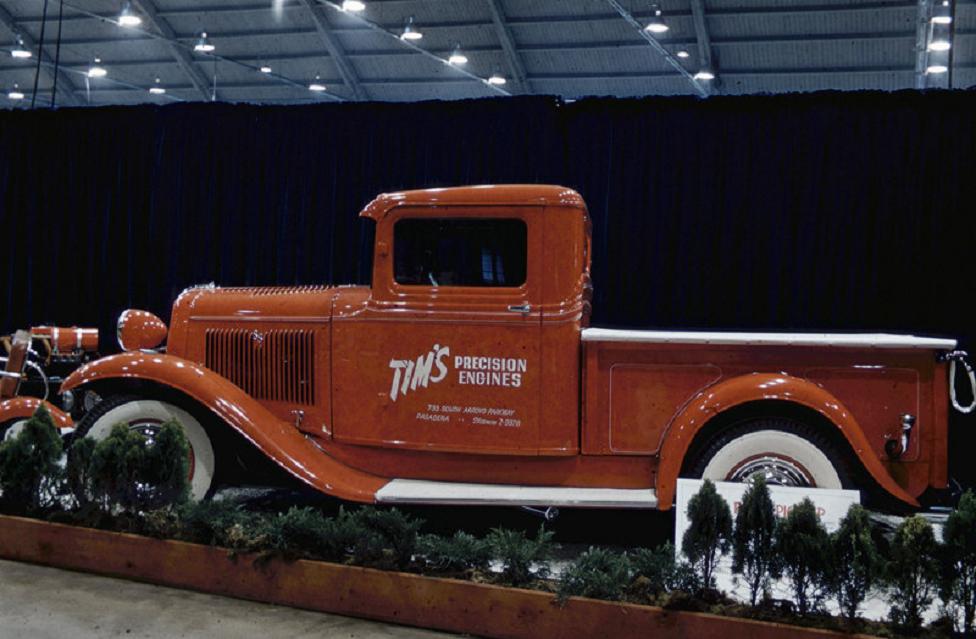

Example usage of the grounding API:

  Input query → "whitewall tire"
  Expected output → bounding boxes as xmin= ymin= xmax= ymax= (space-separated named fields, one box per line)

xmin=75 ymin=397 xmax=215 ymax=501
xmin=689 ymin=419 xmax=849 ymax=489
xmin=0 ymin=419 xmax=29 ymax=443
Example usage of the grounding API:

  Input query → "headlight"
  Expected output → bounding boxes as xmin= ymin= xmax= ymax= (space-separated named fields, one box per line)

xmin=117 ymin=309 xmax=168 ymax=352
xmin=60 ymin=390 xmax=75 ymax=412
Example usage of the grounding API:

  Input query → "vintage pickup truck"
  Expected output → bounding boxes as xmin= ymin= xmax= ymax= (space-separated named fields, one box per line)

xmin=58 ymin=185 xmax=969 ymax=511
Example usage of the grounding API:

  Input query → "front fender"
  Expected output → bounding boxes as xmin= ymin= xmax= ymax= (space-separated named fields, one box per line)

xmin=0 ymin=397 xmax=72 ymax=429
xmin=62 ymin=353 xmax=386 ymax=502
xmin=655 ymin=372 xmax=919 ymax=509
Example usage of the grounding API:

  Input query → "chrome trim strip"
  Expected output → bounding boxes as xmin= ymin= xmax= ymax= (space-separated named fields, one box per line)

xmin=582 ymin=328 xmax=957 ymax=350
xmin=375 ymin=479 xmax=658 ymax=509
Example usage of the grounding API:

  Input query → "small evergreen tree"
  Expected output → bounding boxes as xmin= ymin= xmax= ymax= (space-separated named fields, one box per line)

xmin=0 ymin=406 xmax=64 ymax=513
xmin=682 ymin=479 xmax=732 ymax=591
xmin=88 ymin=420 xmax=190 ymax=512
xmin=731 ymin=476 xmax=780 ymax=606
xmin=886 ymin=514 xmax=940 ymax=632
xmin=631 ymin=542 xmax=682 ymax=596
xmin=775 ymin=497 xmax=831 ymax=616
xmin=420 ymin=531 xmax=492 ymax=573
xmin=830 ymin=504 xmax=881 ymax=623
xmin=941 ymin=490 xmax=976 ymax=634
xmin=487 ymin=524 xmax=557 ymax=587
xmin=65 ymin=436 xmax=96 ymax=509
xmin=558 ymin=547 xmax=632 ymax=601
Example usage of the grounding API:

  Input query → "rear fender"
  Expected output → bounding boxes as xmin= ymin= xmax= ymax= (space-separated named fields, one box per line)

xmin=655 ymin=372 xmax=919 ymax=509
xmin=0 ymin=397 xmax=72 ymax=429
xmin=61 ymin=353 xmax=385 ymax=502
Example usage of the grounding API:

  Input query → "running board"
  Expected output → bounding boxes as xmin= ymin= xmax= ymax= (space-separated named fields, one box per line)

xmin=374 ymin=479 xmax=659 ymax=509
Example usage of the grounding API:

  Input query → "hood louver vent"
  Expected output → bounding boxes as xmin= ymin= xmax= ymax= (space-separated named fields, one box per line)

xmin=205 ymin=328 xmax=316 ymax=405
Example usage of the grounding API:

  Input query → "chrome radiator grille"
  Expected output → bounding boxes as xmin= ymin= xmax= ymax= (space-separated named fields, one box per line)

xmin=204 ymin=328 xmax=316 ymax=405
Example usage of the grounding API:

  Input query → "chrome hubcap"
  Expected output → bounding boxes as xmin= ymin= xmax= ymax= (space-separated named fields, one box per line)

xmin=727 ymin=455 xmax=813 ymax=487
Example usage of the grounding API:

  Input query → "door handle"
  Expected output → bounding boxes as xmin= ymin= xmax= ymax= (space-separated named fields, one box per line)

xmin=508 ymin=304 xmax=531 ymax=314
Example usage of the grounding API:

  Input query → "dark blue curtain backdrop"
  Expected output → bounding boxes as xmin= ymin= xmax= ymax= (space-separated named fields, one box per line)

xmin=2 ymin=91 xmax=976 ymax=484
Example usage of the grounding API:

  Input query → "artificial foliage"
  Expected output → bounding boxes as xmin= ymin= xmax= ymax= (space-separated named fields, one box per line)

xmin=419 ymin=531 xmax=492 ymax=574
xmin=630 ymin=542 xmax=696 ymax=596
xmin=775 ymin=498 xmax=831 ymax=616
xmin=681 ymin=479 xmax=732 ymax=591
xmin=0 ymin=405 xmax=63 ymax=513
xmin=885 ymin=515 xmax=940 ymax=632
xmin=65 ymin=436 xmax=96 ymax=509
xmin=486 ymin=524 xmax=557 ymax=587
xmin=731 ymin=476 xmax=780 ymax=606
xmin=830 ymin=504 xmax=881 ymax=623
xmin=942 ymin=490 xmax=976 ymax=634
xmin=558 ymin=546 xmax=632 ymax=602
xmin=87 ymin=420 xmax=190 ymax=512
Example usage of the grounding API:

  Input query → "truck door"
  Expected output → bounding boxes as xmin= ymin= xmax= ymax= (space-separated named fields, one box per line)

xmin=332 ymin=206 xmax=543 ymax=454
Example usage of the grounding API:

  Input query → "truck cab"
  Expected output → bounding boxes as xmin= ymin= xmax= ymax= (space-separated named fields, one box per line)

xmin=62 ymin=185 xmax=959 ymax=511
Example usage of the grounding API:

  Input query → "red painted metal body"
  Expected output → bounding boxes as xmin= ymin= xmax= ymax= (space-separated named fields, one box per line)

xmin=59 ymin=185 xmax=955 ymax=509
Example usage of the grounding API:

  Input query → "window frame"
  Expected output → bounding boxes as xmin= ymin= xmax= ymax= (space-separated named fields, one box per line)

xmin=391 ymin=216 xmax=529 ymax=290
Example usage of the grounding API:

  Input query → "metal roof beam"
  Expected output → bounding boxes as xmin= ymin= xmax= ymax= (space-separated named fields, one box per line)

xmin=0 ymin=4 xmax=79 ymax=106
xmin=299 ymin=0 xmax=366 ymax=100
xmin=604 ymin=0 xmax=708 ymax=97
xmin=313 ymin=0 xmax=511 ymax=97
xmin=690 ymin=0 xmax=717 ymax=93
xmin=129 ymin=0 xmax=213 ymax=100
xmin=486 ymin=0 xmax=530 ymax=94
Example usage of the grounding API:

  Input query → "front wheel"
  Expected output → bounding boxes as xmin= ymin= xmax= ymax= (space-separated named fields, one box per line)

xmin=72 ymin=396 xmax=216 ymax=501
xmin=685 ymin=418 xmax=851 ymax=489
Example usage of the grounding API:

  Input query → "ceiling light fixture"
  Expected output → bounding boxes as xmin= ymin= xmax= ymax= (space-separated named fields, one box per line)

xmin=676 ymin=50 xmax=690 ymax=58
xmin=448 ymin=43 xmax=468 ymax=65
xmin=8 ymin=84 xmax=24 ymax=100
xmin=928 ymin=39 xmax=951 ymax=52
xmin=194 ymin=32 xmax=215 ymax=53
xmin=693 ymin=67 xmax=715 ymax=81
xmin=118 ymin=2 xmax=142 ymax=27
xmin=10 ymin=38 xmax=31 ymax=59
xmin=932 ymin=0 xmax=952 ymax=24
xmin=401 ymin=16 xmax=423 ymax=41
xmin=309 ymin=75 xmax=326 ymax=91
xmin=644 ymin=5 xmax=669 ymax=34
xmin=149 ymin=78 xmax=165 ymax=94
xmin=87 ymin=58 xmax=107 ymax=78
xmin=487 ymin=72 xmax=507 ymax=85
xmin=260 ymin=65 xmax=272 ymax=73
xmin=926 ymin=64 xmax=949 ymax=74
xmin=342 ymin=0 xmax=366 ymax=11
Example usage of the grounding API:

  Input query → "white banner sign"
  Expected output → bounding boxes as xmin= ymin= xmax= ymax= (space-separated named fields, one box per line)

xmin=674 ymin=478 xmax=861 ymax=557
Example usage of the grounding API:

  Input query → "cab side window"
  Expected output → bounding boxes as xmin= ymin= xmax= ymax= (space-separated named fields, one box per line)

xmin=394 ymin=218 xmax=527 ymax=287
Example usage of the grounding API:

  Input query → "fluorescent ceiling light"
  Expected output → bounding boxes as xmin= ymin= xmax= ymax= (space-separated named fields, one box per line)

xmin=644 ymin=8 xmax=668 ymax=33
xmin=8 ymin=89 xmax=24 ymax=100
xmin=118 ymin=3 xmax=142 ymax=27
xmin=342 ymin=0 xmax=365 ymax=11
xmin=260 ymin=65 xmax=272 ymax=73
xmin=693 ymin=68 xmax=715 ymax=81
xmin=448 ymin=44 xmax=467 ymax=65
xmin=194 ymin=32 xmax=215 ymax=53
xmin=88 ymin=59 xmax=107 ymax=78
xmin=926 ymin=64 xmax=948 ymax=74
xmin=149 ymin=87 xmax=166 ymax=94
xmin=11 ymin=44 xmax=31 ymax=59
xmin=487 ymin=73 xmax=507 ymax=85
xmin=928 ymin=39 xmax=951 ymax=52
xmin=401 ymin=16 xmax=422 ymax=40
xmin=676 ymin=50 xmax=689 ymax=59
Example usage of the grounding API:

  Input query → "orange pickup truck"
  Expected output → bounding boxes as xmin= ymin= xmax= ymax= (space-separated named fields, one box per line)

xmin=58 ymin=185 xmax=967 ymax=511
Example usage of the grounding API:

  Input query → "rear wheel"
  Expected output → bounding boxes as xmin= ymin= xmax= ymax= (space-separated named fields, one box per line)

xmin=72 ymin=395 xmax=216 ymax=501
xmin=685 ymin=417 xmax=851 ymax=489
xmin=0 ymin=418 xmax=28 ymax=443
